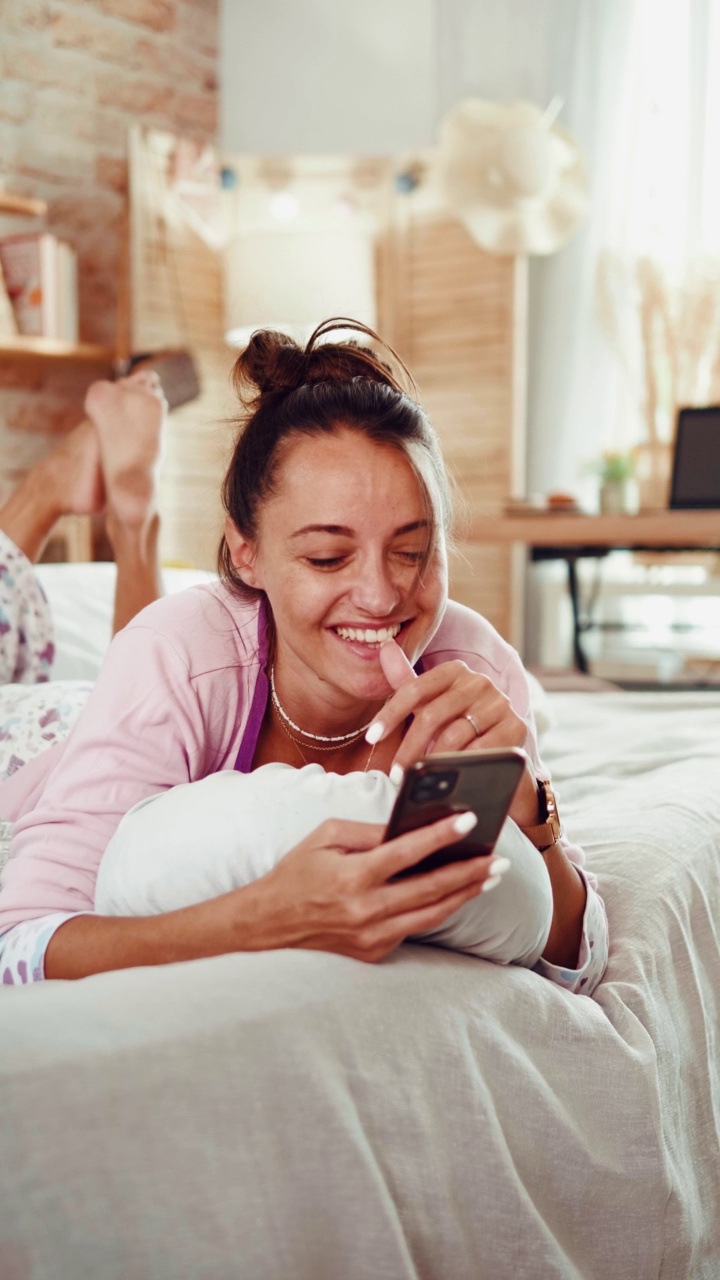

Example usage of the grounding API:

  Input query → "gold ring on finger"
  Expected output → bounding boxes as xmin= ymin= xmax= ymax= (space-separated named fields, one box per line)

xmin=464 ymin=712 xmax=481 ymax=737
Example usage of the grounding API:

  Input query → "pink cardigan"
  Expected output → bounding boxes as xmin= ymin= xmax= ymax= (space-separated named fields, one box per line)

xmin=0 ymin=586 xmax=583 ymax=933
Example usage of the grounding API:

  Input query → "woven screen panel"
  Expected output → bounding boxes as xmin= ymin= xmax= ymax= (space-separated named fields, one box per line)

xmin=129 ymin=127 xmax=236 ymax=571
xmin=378 ymin=196 xmax=526 ymax=644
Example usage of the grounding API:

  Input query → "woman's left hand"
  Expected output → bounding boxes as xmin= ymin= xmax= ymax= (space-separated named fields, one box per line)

xmin=371 ymin=640 xmax=540 ymax=828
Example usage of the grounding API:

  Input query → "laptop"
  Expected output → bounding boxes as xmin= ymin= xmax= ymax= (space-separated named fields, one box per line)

xmin=669 ymin=406 xmax=720 ymax=508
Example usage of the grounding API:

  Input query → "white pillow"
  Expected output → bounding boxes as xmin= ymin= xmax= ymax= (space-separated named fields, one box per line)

xmin=94 ymin=762 xmax=553 ymax=968
xmin=95 ymin=764 xmax=397 ymax=917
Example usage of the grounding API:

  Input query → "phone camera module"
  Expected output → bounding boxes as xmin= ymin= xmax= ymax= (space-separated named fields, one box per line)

xmin=409 ymin=770 xmax=458 ymax=803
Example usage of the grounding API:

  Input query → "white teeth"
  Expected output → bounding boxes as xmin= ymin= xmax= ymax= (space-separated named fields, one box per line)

xmin=335 ymin=624 xmax=402 ymax=644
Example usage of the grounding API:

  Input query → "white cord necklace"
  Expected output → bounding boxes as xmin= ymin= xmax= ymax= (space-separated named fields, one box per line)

xmin=269 ymin=664 xmax=376 ymax=744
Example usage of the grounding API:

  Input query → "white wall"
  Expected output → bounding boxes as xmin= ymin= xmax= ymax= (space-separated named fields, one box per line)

xmin=220 ymin=0 xmax=437 ymax=154
xmin=219 ymin=0 xmax=581 ymax=156
xmin=436 ymin=0 xmax=579 ymax=117
xmin=219 ymin=0 xmax=630 ymax=502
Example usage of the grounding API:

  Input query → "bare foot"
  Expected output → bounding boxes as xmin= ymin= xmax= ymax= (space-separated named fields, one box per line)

xmin=85 ymin=371 xmax=167 ymax=528
xmin=43 ymin=418 xmax=105 ymax=517
xmin=0 ymin=415 xmax=106 ymax=563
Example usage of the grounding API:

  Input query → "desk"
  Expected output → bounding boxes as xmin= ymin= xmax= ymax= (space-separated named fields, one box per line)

xmin=469 ymin=511 xmax=720 ymax=671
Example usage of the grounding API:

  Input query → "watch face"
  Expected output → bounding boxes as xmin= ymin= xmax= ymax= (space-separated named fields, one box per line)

xmin=539 ymin=780 xmax=562 ymax=839
xmin=522 ymin=780 xmax=563 ymax=850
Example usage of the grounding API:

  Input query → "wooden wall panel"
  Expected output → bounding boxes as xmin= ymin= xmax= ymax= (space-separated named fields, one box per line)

xmin=379 ymin=194 xmax=526 ymax=646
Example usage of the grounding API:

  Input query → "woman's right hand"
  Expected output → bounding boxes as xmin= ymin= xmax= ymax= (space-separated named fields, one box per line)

xmin=248 ymin=813 xmax=501 ymax=964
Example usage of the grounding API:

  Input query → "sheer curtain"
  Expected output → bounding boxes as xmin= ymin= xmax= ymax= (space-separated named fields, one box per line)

xmin=526 ymin=0 xmax=720 ymax=498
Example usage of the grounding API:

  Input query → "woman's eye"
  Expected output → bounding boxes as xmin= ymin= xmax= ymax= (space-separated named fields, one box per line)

xmin=303 ymin=549 xmax=424 ymax=569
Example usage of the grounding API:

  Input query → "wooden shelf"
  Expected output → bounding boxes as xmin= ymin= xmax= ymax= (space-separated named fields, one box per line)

xmin=470 ymin=511 xmax=720 ymax=548
xmin=0 ymin=190 xmax=116 ymax=370
xmin=0 ymin=335 xmax=116 ymax=368
xmin=0 ymin=192 xmax=47 ymax=217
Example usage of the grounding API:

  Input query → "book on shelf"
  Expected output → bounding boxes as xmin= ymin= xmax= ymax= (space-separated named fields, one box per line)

xmin=57 ymin=241 xmax=78 ymax=344
xmin=0 ymin=231 xmax=78 ymax=342
xmin=0 ymin=258 xmax=18 ymax=337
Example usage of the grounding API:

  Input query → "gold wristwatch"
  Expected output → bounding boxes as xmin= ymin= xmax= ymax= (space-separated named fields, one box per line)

xmin=521 ymin=778 xmax=562 ymax=852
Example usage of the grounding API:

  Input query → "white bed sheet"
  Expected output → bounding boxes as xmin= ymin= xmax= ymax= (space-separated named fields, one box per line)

xmin=544 ymin=691 xmax=720 ymax=1278
xmin=1 ymin=669 xmax=720 ymax=1275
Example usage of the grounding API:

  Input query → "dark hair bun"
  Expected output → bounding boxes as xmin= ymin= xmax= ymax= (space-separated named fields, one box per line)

xmin=237 ymin=329 xmax=306 ymax=396
xmin=233 ymin=317 xmax=412 ymax=405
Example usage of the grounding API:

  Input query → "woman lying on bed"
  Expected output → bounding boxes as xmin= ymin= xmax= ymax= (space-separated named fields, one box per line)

xmin=0 ymin=320 xmax=608 ymax=991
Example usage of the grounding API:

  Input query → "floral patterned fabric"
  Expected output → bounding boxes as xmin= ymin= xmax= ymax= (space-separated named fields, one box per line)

xmin=0 ymin=911 xmax=85 ymax=985
xmin=0 ymin=530 xmax=55 ymax=685
xmin=0 ymin=531 xmax=93 ymax=983
xmin=0 ymin=680 xmax=93 ymax=784
xmin=0 ymin=531 xmax=93 ymax=784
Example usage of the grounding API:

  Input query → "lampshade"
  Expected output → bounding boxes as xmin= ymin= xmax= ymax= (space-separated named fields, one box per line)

xmin=438 ymin=99 xmax=589 ymax=256
xmin=224 ymin=225 xmax=377 ymax=347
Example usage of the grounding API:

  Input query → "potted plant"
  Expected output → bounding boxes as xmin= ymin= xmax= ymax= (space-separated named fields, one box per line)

xmin=588 ymin=452 xmax=639 ymax=514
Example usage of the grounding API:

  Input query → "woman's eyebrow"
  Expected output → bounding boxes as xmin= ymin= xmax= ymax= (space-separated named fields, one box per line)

xmin=291 ymin=524 xmax=353 ymax=538
xmin=291 ymin=520 xmax=430 ymax=539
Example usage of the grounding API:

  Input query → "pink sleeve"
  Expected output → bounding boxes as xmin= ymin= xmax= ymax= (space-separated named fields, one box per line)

xmin=0 ymin=624 xmax=211 ymax=934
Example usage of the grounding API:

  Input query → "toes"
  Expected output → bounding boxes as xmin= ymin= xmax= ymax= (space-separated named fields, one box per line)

xmin=84 ymin=379 xmax=115 ymax=418
xmin=123 ymin=369 xmax=163 ymax=393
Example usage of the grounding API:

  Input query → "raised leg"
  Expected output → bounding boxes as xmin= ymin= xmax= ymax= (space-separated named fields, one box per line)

xmin=84 ymin=371 xmax=167 ymax=635
xmin=0 ymin=420 xmax=104 ymax=564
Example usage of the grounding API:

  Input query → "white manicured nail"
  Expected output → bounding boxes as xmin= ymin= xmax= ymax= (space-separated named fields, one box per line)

xmin=488 ymin=856 xmax=511 ymax=876
xmin=365 ymin=721 xmax=385 ymax=745
xmin=482 ymin=874 xmax=503 ymax=894
xmin=453 ymin=810 xmax=478 ymax=835
xmin=389 ymin=763 xmax=404 ymax=787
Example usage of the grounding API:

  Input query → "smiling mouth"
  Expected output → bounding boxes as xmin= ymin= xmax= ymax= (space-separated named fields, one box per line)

xmin=333 ymin=622 xmax=405 ymax=647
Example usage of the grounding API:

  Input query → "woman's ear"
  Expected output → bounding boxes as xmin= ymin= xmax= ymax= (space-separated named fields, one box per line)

xmin=224 ymin=516 xmax=261 ymax=588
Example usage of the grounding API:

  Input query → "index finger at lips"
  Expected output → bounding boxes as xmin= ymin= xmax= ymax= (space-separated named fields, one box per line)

xmin=366 ymin=661 xmax=460 ymax=744
xmin=379 ymin=639 xmax=417 ymax=691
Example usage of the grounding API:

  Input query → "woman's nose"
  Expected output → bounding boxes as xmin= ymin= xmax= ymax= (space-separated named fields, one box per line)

xmin=349 ymin=556 xmax=402 ymax=616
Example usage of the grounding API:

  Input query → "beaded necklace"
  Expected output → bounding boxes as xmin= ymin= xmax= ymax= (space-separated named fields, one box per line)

xmin=270 ymin=664 xmax=380 ymax=771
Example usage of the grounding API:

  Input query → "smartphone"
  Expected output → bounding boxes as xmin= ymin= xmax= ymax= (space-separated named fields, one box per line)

xmin=385 ymin=748 xmax=527 ymax=879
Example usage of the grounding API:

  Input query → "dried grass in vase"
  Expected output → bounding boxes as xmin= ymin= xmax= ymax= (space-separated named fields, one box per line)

xmin=595 ymin=250 xmax=720 ymax=508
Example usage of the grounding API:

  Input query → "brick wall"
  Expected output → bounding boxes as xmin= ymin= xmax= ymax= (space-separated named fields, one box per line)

xmin=0 ymin=0 xmax=218 ymax=501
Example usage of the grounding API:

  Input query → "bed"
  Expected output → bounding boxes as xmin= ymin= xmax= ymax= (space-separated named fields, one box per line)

xmin=1 ymin=564 xmax=719 ymax=1280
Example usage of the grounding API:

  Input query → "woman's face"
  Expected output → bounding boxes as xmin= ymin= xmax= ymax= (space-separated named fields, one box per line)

xmin=229 ymin=430 xmax=448 ymax=720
